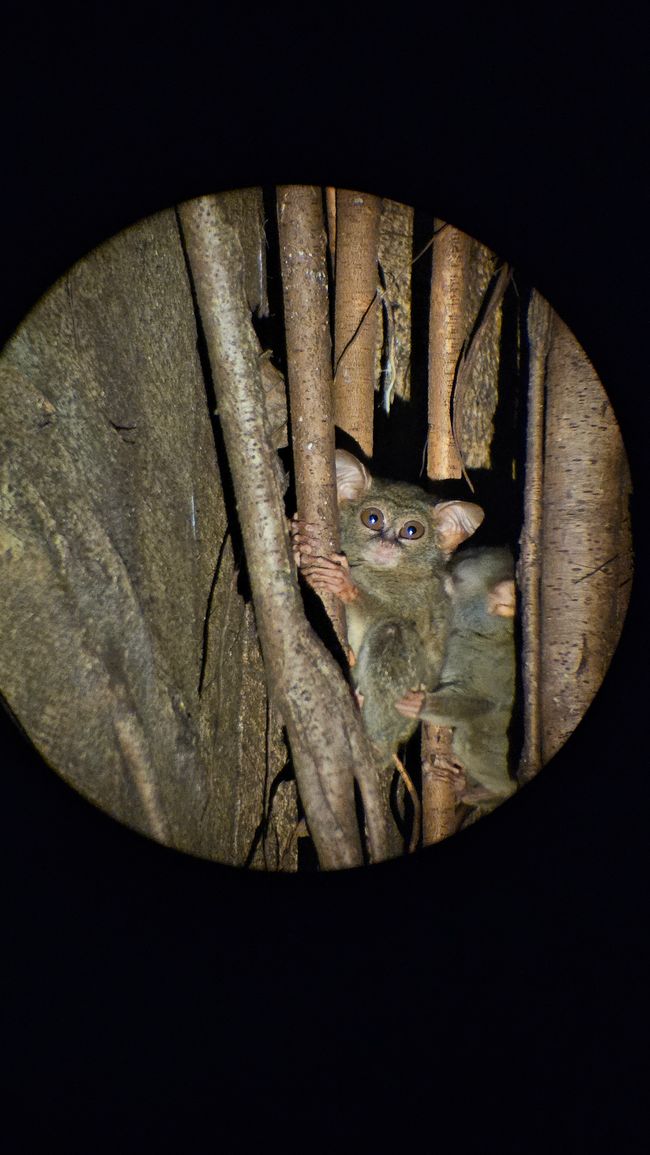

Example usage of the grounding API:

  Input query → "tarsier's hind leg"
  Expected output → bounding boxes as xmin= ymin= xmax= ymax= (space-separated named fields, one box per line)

xmin=355 ymin=620 xmax=427 ymax=758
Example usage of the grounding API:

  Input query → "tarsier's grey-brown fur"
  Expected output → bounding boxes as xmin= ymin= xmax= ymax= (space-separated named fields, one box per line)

xmin=332 ymin=451 xmax=484 ymax=763
xmin=295 ymin=452 xmax=516 ymax=809
xmin=417 ymin=545 xmax=517 ymax=802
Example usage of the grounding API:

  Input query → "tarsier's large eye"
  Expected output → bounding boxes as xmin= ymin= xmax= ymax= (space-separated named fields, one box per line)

xmin=399 ymin=520 xmax=425 ymax=540
xmin=360 ymin=507 xmax=385 ymax=531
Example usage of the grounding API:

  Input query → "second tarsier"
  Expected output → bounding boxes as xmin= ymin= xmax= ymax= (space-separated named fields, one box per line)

xmin=293 ymin=450 xmax=517 ymax=813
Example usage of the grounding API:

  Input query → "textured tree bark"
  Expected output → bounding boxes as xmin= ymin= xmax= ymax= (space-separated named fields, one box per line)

xmin=428 ymin=223 xmax=505 ymax=481
xmin=421 ymin=226 xmax=466 ymax=841
xmin=0 ymin=206 xmax=285 ymax=863
xmin=539 ymin=313 xmax=633 ymax=766
xmin=377 ymin=197 xmax=414 ymax=410
xmin=452 ymin=256 xmax=509 ymax=471
xmin=325 ymin=187 xmax=337 ymax=266
xmin=427 ymin=223 xmax=468 ymax=480
xmin=209 ymin=187 xmax=269 ymax=317
xmin=421 ymin=724 xmax=461 ymax=845
xmin=276 ymin=185 xmax=347 ymax=649
xmin=518 ymin=290 xmax=552 ymax=781
xmin=332 ymin=189 xmax=382 ymax=457
xmin=179 ymin=195 xmax=389 ymax=870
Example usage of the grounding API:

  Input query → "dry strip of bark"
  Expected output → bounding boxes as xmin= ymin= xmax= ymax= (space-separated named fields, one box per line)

xmin=179 ymin=196 xmax=389 ymax=870
xmin=276 ymin=185 xmax=347 ymax=648
xmin=332 ymin=189 xmax=382 ymax=458
xmin=377 ymin=198 xmax=414 ymax=410
xmin=452 ymin=257 xmax=510 ymax=475
xmin=518 ymin=290 xmax=552 ymax=781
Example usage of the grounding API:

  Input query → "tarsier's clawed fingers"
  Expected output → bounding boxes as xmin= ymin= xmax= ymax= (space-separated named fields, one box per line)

xmin=394 ymin=689 xmax=426 ymax=719
xmin=301 ymin=554 xmax=358 ymax=602
xmin=291 ymin=517 xmax=358 ymax=604
xmin=289 ymin=515 xmax=317 ymax=567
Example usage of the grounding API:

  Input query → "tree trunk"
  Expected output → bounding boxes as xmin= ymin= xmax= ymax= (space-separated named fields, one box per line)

xmin=0 ymin=206 xmax=286 ymax=863
xmin=179 ymin=195 xmax=389 ymax=870
xmin=332 ymin=189 xmax=382 ymax=457
xmin=539 ymin=313 xmax=633 ymax=765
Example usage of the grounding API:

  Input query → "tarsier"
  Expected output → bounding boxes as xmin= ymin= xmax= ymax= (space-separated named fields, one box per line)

xmin=293 ymin=451 xmax=517 ymax=824
xmin=293 ymin=450 xmax=477 ymax=740
xmin=396 ymin=545 xmax=517 ymax=807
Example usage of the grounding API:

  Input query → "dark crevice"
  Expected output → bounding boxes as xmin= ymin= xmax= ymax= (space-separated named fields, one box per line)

xmin=197 ymin=527 xmax=231 ymax=697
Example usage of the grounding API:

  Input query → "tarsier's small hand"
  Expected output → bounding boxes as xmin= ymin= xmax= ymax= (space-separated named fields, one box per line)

xmin=290 ymin=516 xmax=359 ymax=604
xmin=394 ymin=689 xmax=426 ymax=719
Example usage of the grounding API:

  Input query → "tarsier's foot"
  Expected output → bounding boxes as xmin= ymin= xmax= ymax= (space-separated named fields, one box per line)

xmin=291 ymin=516 xmax=358 ymax=604
xmin=394 ymin=689 xmax=426 ymax=719
xmin=354 ymin=688 xmax=364 ymax=710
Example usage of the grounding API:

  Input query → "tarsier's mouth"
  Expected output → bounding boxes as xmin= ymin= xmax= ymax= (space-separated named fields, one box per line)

xmin=363 ymin=538 xmax=402 ymax=567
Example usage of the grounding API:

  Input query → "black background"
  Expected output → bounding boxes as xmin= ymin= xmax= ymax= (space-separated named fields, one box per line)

xmin=2 ymin=6 xmax=647 ymax=1151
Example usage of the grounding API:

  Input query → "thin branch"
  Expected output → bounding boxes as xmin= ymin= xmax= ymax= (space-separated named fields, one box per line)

xmin=518 ymin=289 xmax=552 ymax=781
xmin=277 ymin=185 xmax=347 ymax=649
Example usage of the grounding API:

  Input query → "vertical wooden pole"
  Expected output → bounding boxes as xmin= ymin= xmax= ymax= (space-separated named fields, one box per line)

xmin=332 ymin=189 xmax=382 ymax=457
xmin=276 ymin=185 xmax=347 ymax=648
xmin=427 ymin=222 xmax=469 ymax=480
xmin=518 ymin=290 xmax=552 ymax=781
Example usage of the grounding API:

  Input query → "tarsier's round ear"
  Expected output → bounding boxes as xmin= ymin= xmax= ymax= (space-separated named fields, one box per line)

xmin=434 ymin=501 xmax=485 ymax=554
xmin=335 ymin=449 xmax=372 ymax=502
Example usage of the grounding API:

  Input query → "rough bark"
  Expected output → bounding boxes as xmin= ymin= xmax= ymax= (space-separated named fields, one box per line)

xmin=427 ymin=223 xmax=469 ymax=480
xmin=421 ymin=724 xmax=462 ymax=845
xmin=518 ymin=290 xmax=552 ymax=780
xmin=452 ymin=254 xmax=509 ymax=470
xmin=377 ymin=197 xmax=414 ymax=410
xmin=423 ymin=225 xmax=469 ymax=838
xmin=539 ymin=314 xmax=633 ymax=765
xmin=325 ymin=187 xmax=337 ymax=266
xmin=276 ymin=185 xmax=347 ymax=648
xmin=0 ymin=207 xmax=284 ymax=863
xmin=209 ymin=187 xmax=268 ymax=317
xmin=178 ymin=195 xmax=389 ymax=870
xmin=428 ymin=224 xmax=504 ymax=481
xmin=332 ymin=189 xmax=382 ymax=457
